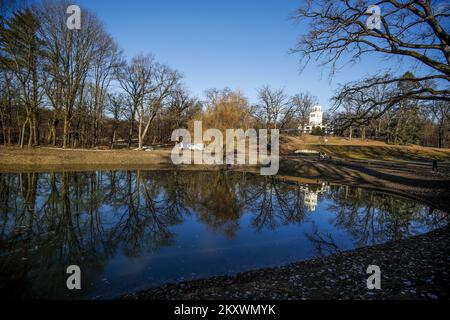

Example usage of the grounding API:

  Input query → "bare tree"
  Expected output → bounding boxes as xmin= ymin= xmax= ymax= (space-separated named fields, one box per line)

xmin=139 ymin=63 xmax=181 ymax=148
xmin=429 ymin=100 xmax=450 ymax=148
xmin=333 ymin=73 xmax=393 ymax=134
xmin=166 ymin=85 xmax=199 ymax=128
xmin=117 ymin=54 xmax=181 ymax=149
xmin=38 ymin=0 xmax=106 ymax=148
xmin=107 ymin=92 xmax=126 ymax=148
xmin=335 ymin=99 xmax=359 ymax=141
xmin=116 ymin=54 xmax=152 ymax=147
xmin=290 ymin=92 xmax=318 ymax=134
xmin=88 ymin=33 xmax=122 ymax=147
xmin=255 ymin=85 xmax=290 ymax=129
xmin=292 ymin=0 xmax=450 ymax=123
xmin=204 ymin=87 xmax=232 ymax=108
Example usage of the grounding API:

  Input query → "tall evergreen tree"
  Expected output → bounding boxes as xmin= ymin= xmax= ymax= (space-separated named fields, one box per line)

xmin=0 ymin=8 xmax=44 ymax=147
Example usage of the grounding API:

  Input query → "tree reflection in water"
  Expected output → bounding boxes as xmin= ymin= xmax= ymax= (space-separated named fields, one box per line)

xmin=0 ymin=170 xmax=446 ymax=299
xmin=325 ymin=185 xmax=448 ymax=246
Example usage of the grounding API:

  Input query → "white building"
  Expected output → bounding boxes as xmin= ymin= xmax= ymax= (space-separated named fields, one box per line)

xmin=300 ymin=183 xmax=330 ymax=212
xmin=309 ymin=105 xmax=323 ymax=126
xmin=304 ymin=191 xmax=318 ymax=212
xmin=301 ymin=105 xmax=331 ymax=134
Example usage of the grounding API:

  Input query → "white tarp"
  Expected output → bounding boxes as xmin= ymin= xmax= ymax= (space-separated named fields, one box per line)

xmin=178 ymin=142 xmax=205 ymax=151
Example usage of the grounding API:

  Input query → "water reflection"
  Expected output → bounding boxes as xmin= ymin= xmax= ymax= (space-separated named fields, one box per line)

xmin=0 ymin=170 xmax=446 ymax=299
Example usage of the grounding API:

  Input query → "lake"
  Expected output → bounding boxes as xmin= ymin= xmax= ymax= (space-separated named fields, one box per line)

xmin=0 ymin=170 xmax=447 ymax=299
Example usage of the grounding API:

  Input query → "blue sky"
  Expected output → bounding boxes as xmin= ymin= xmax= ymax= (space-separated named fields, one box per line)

xmin=75 ymin=0 xmax=411 ymax=109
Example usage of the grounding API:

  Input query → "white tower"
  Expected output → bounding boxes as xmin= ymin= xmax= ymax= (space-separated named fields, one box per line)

xmin=304 ymin=191 xmax=318 ymax=212
xmin=309 ymin=105 xmax=323 ymax=126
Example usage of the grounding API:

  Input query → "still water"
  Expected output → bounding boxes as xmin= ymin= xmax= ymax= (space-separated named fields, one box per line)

xmin=0 ymin=170 xmax=447 ymax=299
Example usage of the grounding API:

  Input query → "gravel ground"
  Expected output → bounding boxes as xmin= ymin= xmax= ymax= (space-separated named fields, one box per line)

xmin=122 ymin=226 xmax=450 ymax=300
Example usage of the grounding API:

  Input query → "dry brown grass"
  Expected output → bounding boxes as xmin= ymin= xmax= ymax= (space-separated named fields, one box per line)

xmin=1 ymin=135 xmax=450 ymax=172
xmin=0 ymin=146 xmax=172 ymax=172
xmin=282 ymin=135 xmax=450 ymax=162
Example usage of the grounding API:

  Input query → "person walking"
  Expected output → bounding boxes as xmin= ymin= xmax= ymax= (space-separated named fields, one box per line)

xmin=432 ymin=159 xmax=439 ymax=172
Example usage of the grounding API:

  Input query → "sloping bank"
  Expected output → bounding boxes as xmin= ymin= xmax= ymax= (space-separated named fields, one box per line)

xmin=277 ymin=157 xmax=450 ymax=212
xmin=122 ymin=226 xmax=449 ymax=300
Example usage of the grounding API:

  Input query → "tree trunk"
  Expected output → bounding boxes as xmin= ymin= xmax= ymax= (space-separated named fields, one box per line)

xmin=128 ymin=110 xmax=135 ymax=148
xmin=20 ymin=118 xmax=28 ymax=149
xmin=111 ymin=129 xmax=116 ymax=149
xmin=63 ymin=113 xmax=69 ymax=148
xmin=140 ymin=113 xmax=157 ymax=150
xmin=0 ymin=117 xmax=6 ymax=146
xmin=27 ymin=118 xmax=33 ymax=148
xmin=1 ymin=127 xmax=5 ymax=146
xmin=53 ymin=119 xmax=58 ymax=146
xmin=138 ymin=115 xmax=143 ymax=150
xmin=32 ymin=112 xmax=39 ymax=146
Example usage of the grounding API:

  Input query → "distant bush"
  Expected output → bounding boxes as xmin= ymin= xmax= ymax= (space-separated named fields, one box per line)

xmin=311 ymin=126 xmax=324 ymax=136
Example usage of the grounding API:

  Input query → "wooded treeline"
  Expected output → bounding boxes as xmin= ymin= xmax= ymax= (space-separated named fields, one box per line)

xmin=0 ymin=0 xmax=198 ymax=149
xmin=1 ymin=0 xmax=448 ymax=149
xmin=0 ymin=1 xmax=320 ymax=149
